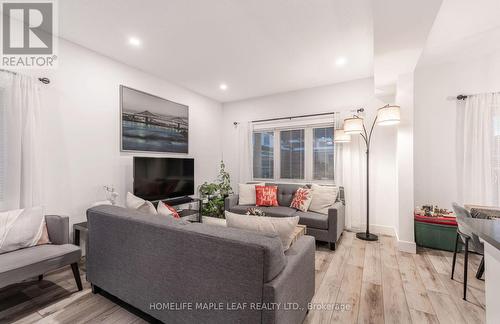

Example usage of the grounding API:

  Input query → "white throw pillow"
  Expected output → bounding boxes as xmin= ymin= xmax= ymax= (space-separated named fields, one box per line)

xmin=225 ymin=211 xmax=299 ymax=250
xmin=0 ymin=206 xmax=47 ymax=254
xmin=126 ymin=192 xmax=157 ymax=215
xmin=308 ymin=184 xmax=339 ymax=215
xmin=238 ymin=182 xmax=265 ymax=205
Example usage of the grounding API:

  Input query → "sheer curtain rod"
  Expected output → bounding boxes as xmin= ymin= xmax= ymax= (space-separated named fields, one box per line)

xmin=251 ymin=112 xmax=337 ymax=124
xmin=0 ymin=68 xmax=50 ymax=84
xmin=455 ymin=91 xmax=500 ymax=100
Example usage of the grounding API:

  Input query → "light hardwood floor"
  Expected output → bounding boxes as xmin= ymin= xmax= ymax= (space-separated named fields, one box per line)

xmin=0 ymin=231 xmax=485 ymax=324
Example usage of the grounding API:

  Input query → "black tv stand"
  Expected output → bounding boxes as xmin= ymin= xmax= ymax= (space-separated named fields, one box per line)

xmin=164 ymin=196 xmax=195 ymax=206
xmin=156 ymin=196 xmax=201 ymax=223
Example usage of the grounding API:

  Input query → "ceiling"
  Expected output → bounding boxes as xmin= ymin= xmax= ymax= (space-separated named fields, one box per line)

xmin=418 ymin=0 xmax=500 ymax=67
xmin=373 ymin=0 xmax=442 ymax=96
xmin=58 ymin=0 xmax=373 ymax=102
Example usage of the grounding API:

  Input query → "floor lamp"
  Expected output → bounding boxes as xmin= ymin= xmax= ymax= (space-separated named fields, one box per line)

xmin=334 ymin=105 xmax=401 ymax=241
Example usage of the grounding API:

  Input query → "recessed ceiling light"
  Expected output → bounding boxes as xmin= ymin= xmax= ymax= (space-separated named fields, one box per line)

xmin=335 ymin=57 xmax=347 ymax=66
xmin=128 ymin=37 xmax=141 ymax=47
xmin=219 ymin=83 xmax=228 ymax=91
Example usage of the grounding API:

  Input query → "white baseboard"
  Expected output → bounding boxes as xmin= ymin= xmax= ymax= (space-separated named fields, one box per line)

xmin=348 ymin=224 xmax=417 ymax=253
xmin=396 ymin=232 xmax=417 ymax=254
xmin=348 ymin=224 xmax=396 ymax=237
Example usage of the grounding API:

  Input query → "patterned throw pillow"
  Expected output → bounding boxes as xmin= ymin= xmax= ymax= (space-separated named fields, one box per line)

xmin=246 ymin=208 xmax=266 ymax=216
xmin=255 ymin=185 xmax=279 ymax=207
xmin=290 ymin=188 xmax=313 ymax=212
xmin=157 ymin=201 xmax=181 ymax=219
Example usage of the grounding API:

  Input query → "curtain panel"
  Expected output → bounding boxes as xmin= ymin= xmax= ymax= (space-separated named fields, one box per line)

xmin=0 ymin=72 xmax=42 ymax=211
xmin=457 ymin=92 xmax=500 ymax=206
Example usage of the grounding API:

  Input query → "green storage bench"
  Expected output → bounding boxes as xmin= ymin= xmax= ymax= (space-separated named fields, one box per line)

xmin=414 ymin=214 xmax=460 ymax=252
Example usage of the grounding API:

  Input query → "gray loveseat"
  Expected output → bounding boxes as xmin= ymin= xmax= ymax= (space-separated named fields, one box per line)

xmin=0 ymin=215 xmax=82 ymax=291
xmin=225 ymin=183 xmax=345 ymax=250
xmin=87 ymin=205 xmax=315 ymax=324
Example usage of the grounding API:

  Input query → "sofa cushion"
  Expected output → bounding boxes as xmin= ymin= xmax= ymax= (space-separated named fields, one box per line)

xmin=126 ymin=192 xmax=157 ymax=215
xmin=255 ymin=185 xmax=279 ymax=207
xmin=225 ymin=212 xmax=299 ymax=250
xmin=309 ymin=184 xmax=338 ymax=215
xmin=230 ymin=205 xmax=297 ymax=218
xmin=0 ymin=244 xmax=81 ymax=288
xmin=290 ymin=187 xmax=313 ymax=212
xmin=266 ymin=183 xmax=303 ymax=207
xmin=295 ymin=211 xmax=329 ymax=230
xmin=239 ymin=183 xmax=265 ymax=205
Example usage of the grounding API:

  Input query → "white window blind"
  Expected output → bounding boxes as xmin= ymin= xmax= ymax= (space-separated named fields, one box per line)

xmin=280 ymin=129 xmax=305 ymax=179
xmin=252 ymin=113 xmax=336 ymax=183
xmin=253 ymin=131 xmax=274 ymax=179
xmin=313 ymin=127 xmax=334 ymax=180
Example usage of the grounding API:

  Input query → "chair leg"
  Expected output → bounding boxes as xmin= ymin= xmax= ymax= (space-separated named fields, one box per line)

xmin=451 ymin=232 xmax=459 ymax=280
xmin=463 ymin=238 xmax=469 ymax=301
xmin=71 ymin=263 xmax=83 ymax=291
xmin=38 ymin=274 xmax=43 ymax=281
xmin=476 ymin=256 xmax=485 ymax=280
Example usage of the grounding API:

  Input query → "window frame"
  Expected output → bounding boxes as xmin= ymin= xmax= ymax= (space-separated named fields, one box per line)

xmin=252 ymin=122 xmax=335 ymax=184
xmin=252 ymin=131 xmax=275 ymax=180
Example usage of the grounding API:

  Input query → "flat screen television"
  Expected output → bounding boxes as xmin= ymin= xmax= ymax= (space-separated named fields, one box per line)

xmin=133 ymin=157 xmax=194 ymax=201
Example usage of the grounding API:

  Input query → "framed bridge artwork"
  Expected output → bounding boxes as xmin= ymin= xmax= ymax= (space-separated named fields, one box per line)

xmin=120 ymin=85 xmax=189 ymax=154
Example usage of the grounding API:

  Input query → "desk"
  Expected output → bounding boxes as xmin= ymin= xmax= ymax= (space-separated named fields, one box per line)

xmin=460 ymin=217 xmax=500 ymax=324
xmin=73 ymin=222 xmax=88 ymax=246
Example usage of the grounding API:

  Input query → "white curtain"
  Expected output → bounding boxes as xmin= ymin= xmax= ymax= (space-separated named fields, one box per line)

xmin=238 ymin=121 xmax=253 ymax=184
xmin=0 ymin=73 xmax=42 ymax=211
xmin=457 ymin=92 xmax=500 ymax=206
xmin=336 ymin=132 xmax=365 ymax=230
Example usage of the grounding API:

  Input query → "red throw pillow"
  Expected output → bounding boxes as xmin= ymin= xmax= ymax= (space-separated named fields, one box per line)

xmin=255 ymin=185 xmax=279 ymax=207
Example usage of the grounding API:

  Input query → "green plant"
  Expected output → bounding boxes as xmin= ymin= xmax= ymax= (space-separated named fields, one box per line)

xmin=218 ymin=160 xmax=233 ymax=197
xmin=199 ymin=160 xmax=233 ymax=218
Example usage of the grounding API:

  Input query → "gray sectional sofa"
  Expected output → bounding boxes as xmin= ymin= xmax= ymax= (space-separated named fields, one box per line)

xmin=0 ymin=215 xmax=82 ymax=291
xmin=87 ymin=205 xmax=315 ymax=324
xmin=225 ymin=183 xmax=345 ymax=250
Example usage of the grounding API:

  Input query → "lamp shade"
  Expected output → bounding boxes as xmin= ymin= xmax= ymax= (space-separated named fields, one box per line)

xmin=377 ymin=105 xmax=400 ymax=126
xmin=334 ymin=128 xmax=351 ymax=143
xmin=343 ymin=117 xmax=364 ymax=134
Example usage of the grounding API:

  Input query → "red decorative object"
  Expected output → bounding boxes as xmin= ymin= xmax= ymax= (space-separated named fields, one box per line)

xmin=290 ymin=188 xmax=312 ymax=212
xmin=255 ymin=185 xmax=279 ymax=207
xmin=414 ymin=213 xmax=457 ymax=226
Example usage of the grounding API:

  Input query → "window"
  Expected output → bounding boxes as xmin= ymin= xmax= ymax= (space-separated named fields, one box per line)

xmin=253 ymin=131 xmax=274 ymax=179
xmin=313 ymin=127 xmax=334 ymax=180
xmin=280 ymin=129 xmax=305 ymax=179
xmin=252 ymin=123 xmax=335 ymax=182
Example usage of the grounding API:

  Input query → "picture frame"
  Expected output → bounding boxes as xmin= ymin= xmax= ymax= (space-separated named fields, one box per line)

xmin=120 ymin=85 xmax=189 ymax=154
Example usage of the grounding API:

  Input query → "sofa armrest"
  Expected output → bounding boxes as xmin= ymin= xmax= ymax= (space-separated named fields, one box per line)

xmin=224 ymin=194 xmax=239 ymax=211
xmin=263 ymin=235 xmax=315 ymax=324
xmin=327 ymin=202 xmax=345 ymax=243
xmin=45 ymin=215 xmax=69 ymax=245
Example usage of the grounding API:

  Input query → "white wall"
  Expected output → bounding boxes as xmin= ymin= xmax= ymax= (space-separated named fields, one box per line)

xmin=37 ymin=39 xmax=223 ymax=226
xmin=395 ymin=73 xmax=416 ymax=252
xmin=221 ymin=78 xmax=399 ymax=234
xmin=414 ymin=50 xmax=500 ymax=208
